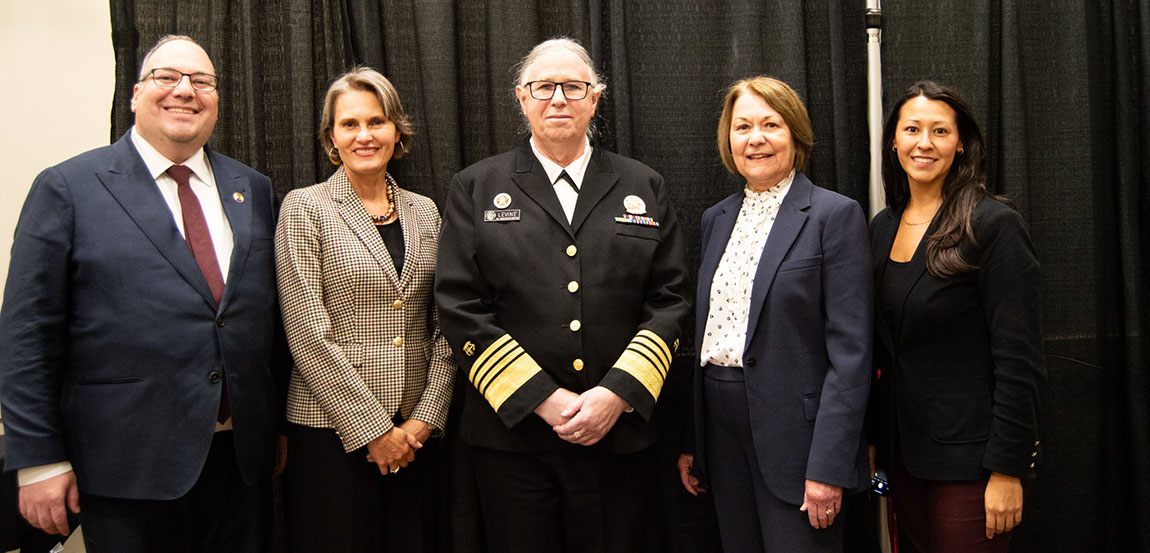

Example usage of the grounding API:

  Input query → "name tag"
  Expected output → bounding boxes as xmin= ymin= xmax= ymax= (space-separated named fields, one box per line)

xmin=484 ymin=209 xmax=521 ymax=222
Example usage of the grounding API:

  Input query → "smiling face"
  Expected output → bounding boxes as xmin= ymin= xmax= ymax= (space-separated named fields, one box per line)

xmin=515 ymin=47 xmax=601 ymax=149
xmin=728 ymin=92 xmax=795 ymax=191
xmin=330 ymin=89 xmax=400 ymax=181
xmin=131 ymin=39 xmax=218 ymax=163
xmin=893 ymin=95 xmax=963 ymax=190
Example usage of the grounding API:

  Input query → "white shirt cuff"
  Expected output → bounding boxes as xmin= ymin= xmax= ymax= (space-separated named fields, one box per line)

xmin=18 ymin=461 xmax=74 ymax=486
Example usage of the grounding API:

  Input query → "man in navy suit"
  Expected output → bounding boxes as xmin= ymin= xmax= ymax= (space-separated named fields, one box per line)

xmin=0 ymin=35 xmax=282 ymax=553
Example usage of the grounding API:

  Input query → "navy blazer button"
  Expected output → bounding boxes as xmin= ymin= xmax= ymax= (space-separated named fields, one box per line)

xmin=208 ymin=371 xmax=222 ymax=383
xmin=746 ymin=358 xmax=757 ymax=367
xmin=216 ymin=316 xmax=225 ymax=327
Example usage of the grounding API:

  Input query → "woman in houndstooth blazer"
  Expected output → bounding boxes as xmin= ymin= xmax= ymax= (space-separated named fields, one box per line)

xmin=275 ymin=68 xmax=456 ymax=553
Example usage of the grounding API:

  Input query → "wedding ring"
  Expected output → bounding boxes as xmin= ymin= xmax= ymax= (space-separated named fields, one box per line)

xmin=825 ymin=508 xmax=834 ymax=515
xmin=573 ymin=430 xmax=581 ymax=439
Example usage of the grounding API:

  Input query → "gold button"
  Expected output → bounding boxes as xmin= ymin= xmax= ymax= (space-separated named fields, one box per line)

xmin=392 ymin=336 xmax=404 ymax=347
xmin=1031 ymin=451 xmax=1037 ymax=457
xmin=569 ymin=320 xmax=581 ymax=331
xmin=1029 ymin=462 xmax=1035 ymax=468
xmin=566 ymin=245 xmax=577 ymax=257
xmin=573 ymin=359 xmax=584 ymax=371
xmin=1034 ymin=441 xmax=1040 ymax=446
xmin=392 ymin=299 xmax=403 ymax=310
xmin=567 ymin=281 xmax=579 ymax=293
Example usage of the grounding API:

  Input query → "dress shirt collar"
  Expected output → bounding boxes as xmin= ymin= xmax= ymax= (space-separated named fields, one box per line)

xmin=130 ymin=126 xmax=212 ymax=185
xmin=529 ymin=137 xmax=593 ymax=189
xmin=745 ymin=169 xmax=796 ymax=201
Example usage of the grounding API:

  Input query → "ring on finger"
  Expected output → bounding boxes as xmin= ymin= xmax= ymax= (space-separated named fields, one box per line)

xmin=573 ymin=430 xmax=581 ymax=439
xmin=825 ymin=508 xmax=834 ymax=516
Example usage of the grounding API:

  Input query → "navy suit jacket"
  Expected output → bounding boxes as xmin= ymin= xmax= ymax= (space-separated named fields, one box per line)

xmin=0 ymin=132 xmax=283 ymax=500
xmin=690 ymin=173 xmax=873 ymax=505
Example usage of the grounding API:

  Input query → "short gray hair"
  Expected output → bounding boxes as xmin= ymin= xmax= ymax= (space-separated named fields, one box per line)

xmin=319 ymin=67 xmax=414 ymax=162
xmin=138 ymin=35 xmax=204 ymax=81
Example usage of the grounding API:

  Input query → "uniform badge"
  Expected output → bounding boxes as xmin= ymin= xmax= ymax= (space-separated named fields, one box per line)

xmin=673 ymin=338 xmax=680 ymax=352
xmin=493 ymin=193 xmax=512 ymax=209
xmin=463 ymin=341 xmax=476 ymax=356
xmin=623 ymin=195 xmax=646 ymax=215
xmin=233 ymin=192 xmax=245 ymax=204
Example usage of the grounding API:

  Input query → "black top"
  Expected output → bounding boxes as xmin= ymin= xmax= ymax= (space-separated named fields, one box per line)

xmin=375 ymin=219 xmax=404 ymax=276
xmin=879 ymin=257 xmax=918 ymax=338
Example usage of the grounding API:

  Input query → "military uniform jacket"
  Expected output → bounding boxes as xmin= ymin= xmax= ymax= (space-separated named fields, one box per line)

xmin=276 ymin=168 xmax=456 ymax=453
xmin=436 ymin=142 xmax=690 ymax=453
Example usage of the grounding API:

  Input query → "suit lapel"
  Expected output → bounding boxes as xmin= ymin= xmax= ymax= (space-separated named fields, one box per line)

xmin=211 ymin=148 xmax=251 ymax=308
xmin=97 ymin=134 xmax=218 ymax=308
xmin=395 ymin=186 xmax=419 ymax=291
xmin=510 ymin=143 xmax=575 ymax=238
xmin=744 ymin=174 xmax=812 ymax=348
xmin=570 ymin=149 xmax=619 ymax=234
xmin=695 ymin=193 xmax=742 ymax=343
xmin=330 ymin=168 xmax=404 ymax=289
xmin=872 ymin=209 xmax=899 ymax=353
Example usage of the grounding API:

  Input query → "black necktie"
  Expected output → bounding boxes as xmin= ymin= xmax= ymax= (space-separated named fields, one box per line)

xmin=558 ymin=170 xmax=579 ymax=193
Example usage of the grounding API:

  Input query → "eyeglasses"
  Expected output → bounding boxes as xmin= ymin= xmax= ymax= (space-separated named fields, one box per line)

xmin=524 ymin=80 xmax=592 ymax=101
xmin=142 ymin=68 xmax=218 ymax=92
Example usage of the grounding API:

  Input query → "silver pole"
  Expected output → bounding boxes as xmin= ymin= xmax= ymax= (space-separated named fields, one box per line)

xmin=867 ymin=0 xmax=885 ymax=219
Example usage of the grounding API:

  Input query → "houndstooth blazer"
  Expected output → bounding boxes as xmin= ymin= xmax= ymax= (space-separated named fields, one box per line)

xmin=275 ymin=167 xmax=456 ymax=452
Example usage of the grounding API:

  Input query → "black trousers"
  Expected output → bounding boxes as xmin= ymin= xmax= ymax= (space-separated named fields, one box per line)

xmin=284 ymin=423 xmax=438 ymax=553
xmin=471 ymin=442 xmax=657 ymax=553
xmin=79 ymin=431 xmax=271 ymax=553
xmin=703 ymin=364 xmax=844 ymax=553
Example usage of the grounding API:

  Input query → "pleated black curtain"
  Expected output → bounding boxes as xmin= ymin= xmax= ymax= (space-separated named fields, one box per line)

xmin=108 ymin=0 xmax=1148 ymax=552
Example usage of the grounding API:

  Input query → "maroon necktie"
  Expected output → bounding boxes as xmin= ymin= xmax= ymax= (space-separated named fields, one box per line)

xmin=167 ymin=164 xmax=230 ymax=422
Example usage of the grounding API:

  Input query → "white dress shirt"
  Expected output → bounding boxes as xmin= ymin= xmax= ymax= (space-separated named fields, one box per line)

xmin=529 ymin=137 xmax=593 ymax=223
xmin=700 ymin=171 xmax=795 ymax=367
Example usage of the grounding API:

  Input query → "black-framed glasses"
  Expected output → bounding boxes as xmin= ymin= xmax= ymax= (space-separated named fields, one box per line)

xmin=143 ymin=68 xmax=218 ymax=92
xmin=524 ymin=80 xmax=592 ymax=101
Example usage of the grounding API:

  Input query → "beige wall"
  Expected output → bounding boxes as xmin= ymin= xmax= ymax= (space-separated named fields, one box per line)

xmin=0 ymin=2 xmax=113 ymax=297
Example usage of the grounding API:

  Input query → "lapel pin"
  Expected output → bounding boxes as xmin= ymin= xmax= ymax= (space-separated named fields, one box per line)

xmin=623 ymin=195 xmax=646 ymax=215
xmin=493 ymin=193 xmax=512 ymax=209
xmin=233 ymin=192 xmax=245 ymax=204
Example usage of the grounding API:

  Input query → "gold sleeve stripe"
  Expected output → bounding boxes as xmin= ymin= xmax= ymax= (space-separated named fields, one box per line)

xmin=613 ymin=330 xmax=672 ymax=400
xmin=469 ymin=334 xmax=542 ymax=412
xmin=633 ymin=331 xmax=671 ymax=373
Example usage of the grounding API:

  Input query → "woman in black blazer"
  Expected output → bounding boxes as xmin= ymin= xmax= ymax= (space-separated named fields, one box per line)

xmin=869 ymin=81 xmax=1045 ymax=553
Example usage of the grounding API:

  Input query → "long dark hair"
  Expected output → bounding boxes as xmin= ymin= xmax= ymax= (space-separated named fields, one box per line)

xmin=881 ymin=81 xmax=1006 ymax=277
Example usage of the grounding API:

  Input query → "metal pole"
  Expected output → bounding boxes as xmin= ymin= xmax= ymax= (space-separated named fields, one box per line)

xmin=867 ymin=0 xmax=885 ymax=219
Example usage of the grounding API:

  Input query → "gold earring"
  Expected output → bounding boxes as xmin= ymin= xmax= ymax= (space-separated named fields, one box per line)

xmin=329 ymin=146 xmax=341 ymax=166
xmin=958 ymin=146 xmax=965 ymax=154
xmin=891 ymin=145 xmax=897 ymax=152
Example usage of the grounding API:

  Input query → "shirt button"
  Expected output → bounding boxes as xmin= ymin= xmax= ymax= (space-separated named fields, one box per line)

xmin=392 ymin=299 xmax=404 ymax=310
xmin=393 ymin=336 xmax=404 ymax=347
xmin=208 ymin=371 xmax=221 ymax=383
xmin=567 ymin=281 xmax=579 ymax=293
xmin=569 ymin=320 xmax=581 ymax=332
xmin=573 ymin=359 xmax=584 ymax=371
xmin=566 ymin=245 xmax=577 ymax=257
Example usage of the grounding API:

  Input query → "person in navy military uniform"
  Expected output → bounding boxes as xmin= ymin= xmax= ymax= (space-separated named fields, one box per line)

xmin=435 ymin=37 xmax=690 ymax=553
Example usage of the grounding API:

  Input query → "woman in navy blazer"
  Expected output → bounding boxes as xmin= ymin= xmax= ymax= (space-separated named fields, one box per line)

xmin=677 ymin=77 xmax=873 ymax=552
xmin=868 ymin=81 xmax=1044 ymax=552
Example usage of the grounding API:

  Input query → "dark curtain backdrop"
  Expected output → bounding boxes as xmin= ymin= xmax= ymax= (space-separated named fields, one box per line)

xmin=108 ymin=1 xmax=1147 ymax=552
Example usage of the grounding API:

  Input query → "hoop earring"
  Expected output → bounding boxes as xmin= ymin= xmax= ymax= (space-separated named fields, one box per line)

xmin=329 ymin=146 xmax=341 ymax=166
xmin=891 ymin=145 xmax=897 ymax=152
xmin=957 ymin=146 xmax=965 ymax=154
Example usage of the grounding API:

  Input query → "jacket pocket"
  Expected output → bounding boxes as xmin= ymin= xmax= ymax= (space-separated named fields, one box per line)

xmin=614 ymin=224 xmax=661 ymax=242
xmin=927 ymin=376 xmax=992 ymax=444
xmin=75 ymin=376 xmax=144 ymax=386
xmin=803 ymin=393 xmax=821 ymax=421
xmin=341 ymin=342 xmax=365 ymax=368
xmin=778 ymin=255 xmax=822 ymax=273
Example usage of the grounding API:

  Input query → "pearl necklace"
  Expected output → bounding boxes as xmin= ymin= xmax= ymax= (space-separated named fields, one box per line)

xmin=368 ymin=180 xmax=396 ymax=225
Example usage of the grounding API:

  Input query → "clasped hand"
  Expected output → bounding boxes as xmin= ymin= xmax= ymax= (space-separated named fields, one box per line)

xmin=364 ymin=421 xmax=425 ymax=475
xmin=535 ymin=386 xmax=629 ymax=446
